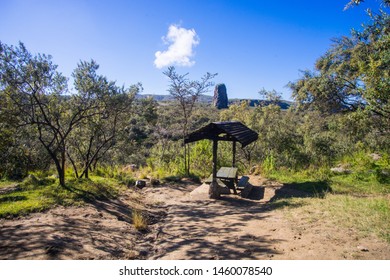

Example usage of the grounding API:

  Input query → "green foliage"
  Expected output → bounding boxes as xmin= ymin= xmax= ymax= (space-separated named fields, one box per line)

xmin=188 ymin=140 xmax=212 ymax=178
xmin=268 ymin=151 xmax=390 ymax=196
xmin=0 ymin=43 xmax=145 ymax=186
xmin=93 ymin=165 xmax=135 ymax=187
xmin=344 ymin=0 xmax=390 ymax=10
xmin=266 ymin=167 xmax=331 ymax=186
xmin=331 ymin=151 xmax=390 ymax=194
xmin=163 ymin=66 xmax=217 ymax=137
xmin=163 ymin=66 xmax=217 ymax=174
xmin=141 ymin=102 xmax=220 ymax=179
xmin=289 ymin=8 xmax=390 ymax=129
xmin=262 ymin=155 xmax=276 ymax=174
xmin=146 ymin=140 xmax=185 ymax=178
xmin=0 ymin=42 xmax=68 ymax=184
xmin=67 ymin=60 xmax=140 ymax=179
xmin=221 ymin=102 xmax=308 ymax=171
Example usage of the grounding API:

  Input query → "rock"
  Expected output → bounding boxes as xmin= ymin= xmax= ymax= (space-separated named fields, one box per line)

xmin=26 ymin=174 xmax=39 ymax=185
xmin=330 ymin=164 xmax=351 ymax=174
xmin=150 ymin=178 xmax=160 ymax=186
xmin=123 ymin=164 xmax=137 ymax=172
xmin=250 ymin=165 xmax=260 ymax=174
xmin=357 ymin=245 xmax=369 ymax=252
xmin=189 ymin=183 xmax=209 ymax=200
xmin=370 ymin=153 xmax=381 ymax=161
xmin=213 ymin=83 xmax=228 ymax=109
xmin=138 ymin=249 xmax=148 ymax=257
xmin=135 ymin=180 xmax=146 ymax=189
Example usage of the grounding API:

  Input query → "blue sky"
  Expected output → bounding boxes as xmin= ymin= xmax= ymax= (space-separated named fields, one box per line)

xmin=0 ymin=0 xmax=385 ymax=100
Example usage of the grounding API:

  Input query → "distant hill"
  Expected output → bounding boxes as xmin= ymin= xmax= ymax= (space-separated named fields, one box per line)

xmin=135 ymin=94 xmax=213 ymax=103
xmin=136 ymin=94 xmax=293 ymax=109
xmin=229 ymin=99 xmax=293 ymax=110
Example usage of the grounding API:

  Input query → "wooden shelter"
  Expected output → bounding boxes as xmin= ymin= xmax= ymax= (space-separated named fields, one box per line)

xmin=184 ymin=121 xmax=258 ymax=198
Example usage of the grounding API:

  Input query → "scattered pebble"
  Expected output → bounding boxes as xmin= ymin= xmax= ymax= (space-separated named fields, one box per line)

xmin=357 ymin=245 xmax=369 ymax=252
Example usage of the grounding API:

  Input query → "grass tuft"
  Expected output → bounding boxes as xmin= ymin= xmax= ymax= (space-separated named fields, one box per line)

xmin=132 ymin=210 xmax=148 ymax=231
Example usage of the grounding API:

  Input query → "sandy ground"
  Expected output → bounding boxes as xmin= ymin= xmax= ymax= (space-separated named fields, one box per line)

xmin=0 ymin=176 xmax=389 ymax=260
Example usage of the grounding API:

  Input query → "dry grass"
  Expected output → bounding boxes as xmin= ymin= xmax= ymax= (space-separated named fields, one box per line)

xmin=132 ymin=210 xmax=148 ymax=231
xmin=280 ymin=194 xmax=390 ymax=243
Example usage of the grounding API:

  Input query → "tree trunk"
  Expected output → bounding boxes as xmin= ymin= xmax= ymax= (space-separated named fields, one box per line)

xmin=66 ymin=150 xmax=79 ymax=178
xmin=84 ymin=166 xmax=89 ymax=179
xmin=41 ymin=140 xmax=67 ymax=188
xmin=58 ymin=167 xmax=66 ymax=187
xmin=60 ymin=149 xmax=66 ymax=187
xmin=53 ymin=157 xmax=66 ymax=187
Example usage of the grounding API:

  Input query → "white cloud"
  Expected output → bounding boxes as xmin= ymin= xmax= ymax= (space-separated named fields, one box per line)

xmin=154 ymin=24 xmax=199 ymax=69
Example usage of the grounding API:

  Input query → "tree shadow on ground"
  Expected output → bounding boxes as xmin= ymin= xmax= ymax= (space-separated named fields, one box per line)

xmin=266 ymin=180 xmax=332 ymax=211
xmin=270 ymin=180 xmax=331 ymax=201
xmin=0 ymin=189 xmax=156 ymax=260
xmin=149 ymin=194 xmax=282 ymax=260
xmin=247 ymin=185 xmax=265 ymax=200
xmin=0 ymin=210 xmax=136 ymax=259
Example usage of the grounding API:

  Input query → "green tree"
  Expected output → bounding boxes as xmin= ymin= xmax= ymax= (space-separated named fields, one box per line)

xmin=258 ymin=88 xmax=282 ymax=103
xmin=289 ymin=7 xmax=389 ymax=126
xmin=344 ymin=0 xmax=390 ymax=10
xmin=66 ymin=60 xmax=139 ymax=178
xmin=0 ymin=42 xmax=126 ymax=186
xmin=111 ymin=97 xmax=159 ymax=166
xmin=0 ymin=42 xmax=71 ymax=186
xmin=163 ymin=66 xmax=217 ymax=174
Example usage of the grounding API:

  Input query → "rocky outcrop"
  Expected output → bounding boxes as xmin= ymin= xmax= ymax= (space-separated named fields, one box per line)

xmin=213 ymin=83 xmax=228 ymax=109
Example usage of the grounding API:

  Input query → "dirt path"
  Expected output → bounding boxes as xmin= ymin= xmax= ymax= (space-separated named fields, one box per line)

xmin=141 ymin=177 xmax=390 ymax=260
xmin=0 ymin=176 xmax=389 ymax=260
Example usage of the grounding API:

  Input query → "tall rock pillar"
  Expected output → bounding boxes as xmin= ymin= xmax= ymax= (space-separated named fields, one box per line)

xmin=213 ymin=83 xmax=228 ymax=109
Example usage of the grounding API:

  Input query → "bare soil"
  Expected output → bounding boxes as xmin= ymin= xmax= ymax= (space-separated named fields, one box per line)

xmin=1 ymin=176 xmax=389 ymax=260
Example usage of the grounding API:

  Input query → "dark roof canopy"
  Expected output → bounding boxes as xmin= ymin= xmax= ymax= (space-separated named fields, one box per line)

xmin=184 ymin=121 xmax=258 ymax=148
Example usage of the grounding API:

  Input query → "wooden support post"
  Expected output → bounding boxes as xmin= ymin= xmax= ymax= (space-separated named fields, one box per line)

xmin=232 ymin=140 xmax=236 ymax=167
xmin=184 ymin=142 xmax=187 ymax=175
xmin=187 ymin=143 xmax=190 ymax=176
xmin=209 ymin=139 xmax=220 ymax=199
xmin=212 ymin=139 xmax=218 ymax=183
